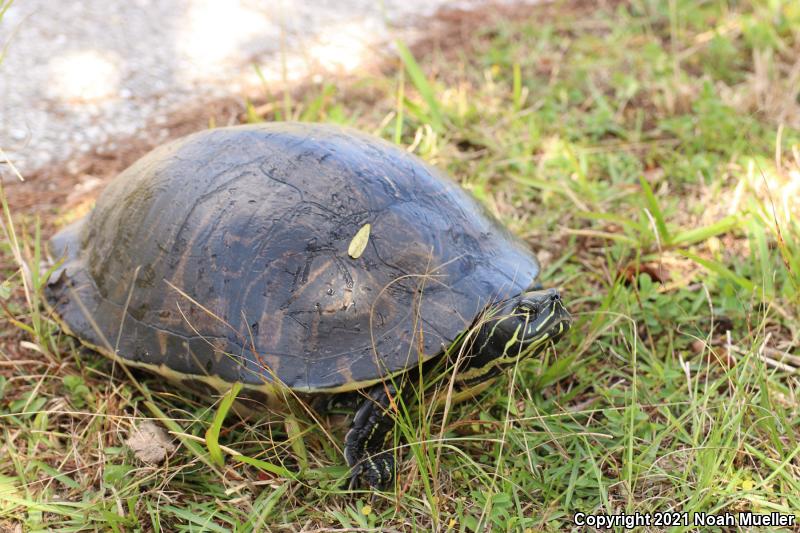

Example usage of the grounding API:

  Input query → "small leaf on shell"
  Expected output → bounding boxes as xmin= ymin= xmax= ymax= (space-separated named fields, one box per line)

xmin=348 ymin=223 xmax=371 ymax=259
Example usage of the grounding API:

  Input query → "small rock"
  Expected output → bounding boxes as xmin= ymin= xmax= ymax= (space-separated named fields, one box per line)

xmin=537 ymin=249 xmax=553 ymax=265
xmin=125 ymin=420 xmax=175 ymax=464
xmin=66 ymin=160 xmax=81 ymax=175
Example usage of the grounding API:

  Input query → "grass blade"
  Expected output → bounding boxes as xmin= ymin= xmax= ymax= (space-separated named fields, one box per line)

xmin=670 ymin=215 xmax=740 ymax=247
xmin=300 ymin=84 xmax=335 ymax=122
xmin=284 ymin=414 xmax=309 ymax=471
xmin=638 ymin=175 xmax=670 ymax=245
xmin=512 ymin=63 xmax=522 ymax=110
xmin=248 ymin=484 xmax=288 ymax=532
xmin=206 ymin=382 xmax=242 ymax=467
xmin=395 ymin=41 xmax=444 ymax=132
xmin=679 ymin=250 xmax=755 ymax=292
xmin=234 ymin=454 xmax=293 ymax=479
xmin=161 ymin=505 xmax=230 ymax=533
xmin=244 ymin=99 xmax=262 ymax=124
xmin=394 ymin=70 xmax=405 ymax=144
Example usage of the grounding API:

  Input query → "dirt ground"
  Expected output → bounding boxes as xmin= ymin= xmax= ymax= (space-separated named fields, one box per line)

xmin=3 ymin=0 xmax=524 ymax=175
xmin=2 ymin=2 xmax=547 ymax=231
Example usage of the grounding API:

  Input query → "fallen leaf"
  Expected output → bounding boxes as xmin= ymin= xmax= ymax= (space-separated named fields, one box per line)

xmin=619 ymin=261 xmax=671 ymax=286
xmin=125 ymin=420 xmax=175 ymax=464
xmin=347 ymin=223 xmax=371 ymax=259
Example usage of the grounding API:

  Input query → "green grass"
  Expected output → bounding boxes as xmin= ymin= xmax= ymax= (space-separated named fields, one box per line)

xmin=2 ymin=0 xmax=800 ymax=530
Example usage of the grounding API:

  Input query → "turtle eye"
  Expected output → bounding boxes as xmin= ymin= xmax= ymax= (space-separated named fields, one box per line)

xmin=516 ymin=304 xmax=537 ymax=318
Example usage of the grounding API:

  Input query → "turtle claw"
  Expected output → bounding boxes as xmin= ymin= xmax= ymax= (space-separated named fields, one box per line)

xmin=344 ymin=383 xmax=397 ymax=490
xmin=347 ymin=451 xmax=395 ymax=490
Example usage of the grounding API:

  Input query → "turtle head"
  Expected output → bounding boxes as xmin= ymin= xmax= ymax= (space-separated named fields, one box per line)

xmin=455 ymin=288 xmax=571 ymax=387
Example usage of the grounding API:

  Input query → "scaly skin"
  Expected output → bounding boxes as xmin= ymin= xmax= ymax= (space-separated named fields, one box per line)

xmin=344 ymin=384 xmax=397 ymax=490
xmin=343 ymin=289 xmax=570 ymax=490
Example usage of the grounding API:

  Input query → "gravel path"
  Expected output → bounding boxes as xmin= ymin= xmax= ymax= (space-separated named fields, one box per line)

xmin=0 ymin=0 xmax=504 ymax=180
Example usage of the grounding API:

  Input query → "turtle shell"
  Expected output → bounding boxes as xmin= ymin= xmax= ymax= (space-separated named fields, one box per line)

xmin=46 ymin=123 xmax=540 ymax=392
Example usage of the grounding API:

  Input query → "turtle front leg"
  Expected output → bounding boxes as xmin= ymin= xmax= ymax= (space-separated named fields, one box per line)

xmin=344 ymin=383 xmax=397 ymax=490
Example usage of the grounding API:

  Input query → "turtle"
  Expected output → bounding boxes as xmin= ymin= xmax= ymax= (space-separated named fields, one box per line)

xmin=45 ymin=122 xmax=571 ymax=490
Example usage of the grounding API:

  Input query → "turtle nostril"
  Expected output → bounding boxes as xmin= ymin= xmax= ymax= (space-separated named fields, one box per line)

xmin=550 ymin=293 xmax=560 ymax=302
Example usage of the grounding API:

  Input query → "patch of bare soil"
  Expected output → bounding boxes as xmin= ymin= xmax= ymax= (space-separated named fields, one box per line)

xmin=3 ymin=1 xmax=580 ymax=232
xmin=6 ymin=97 xmax=245 ymax=229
